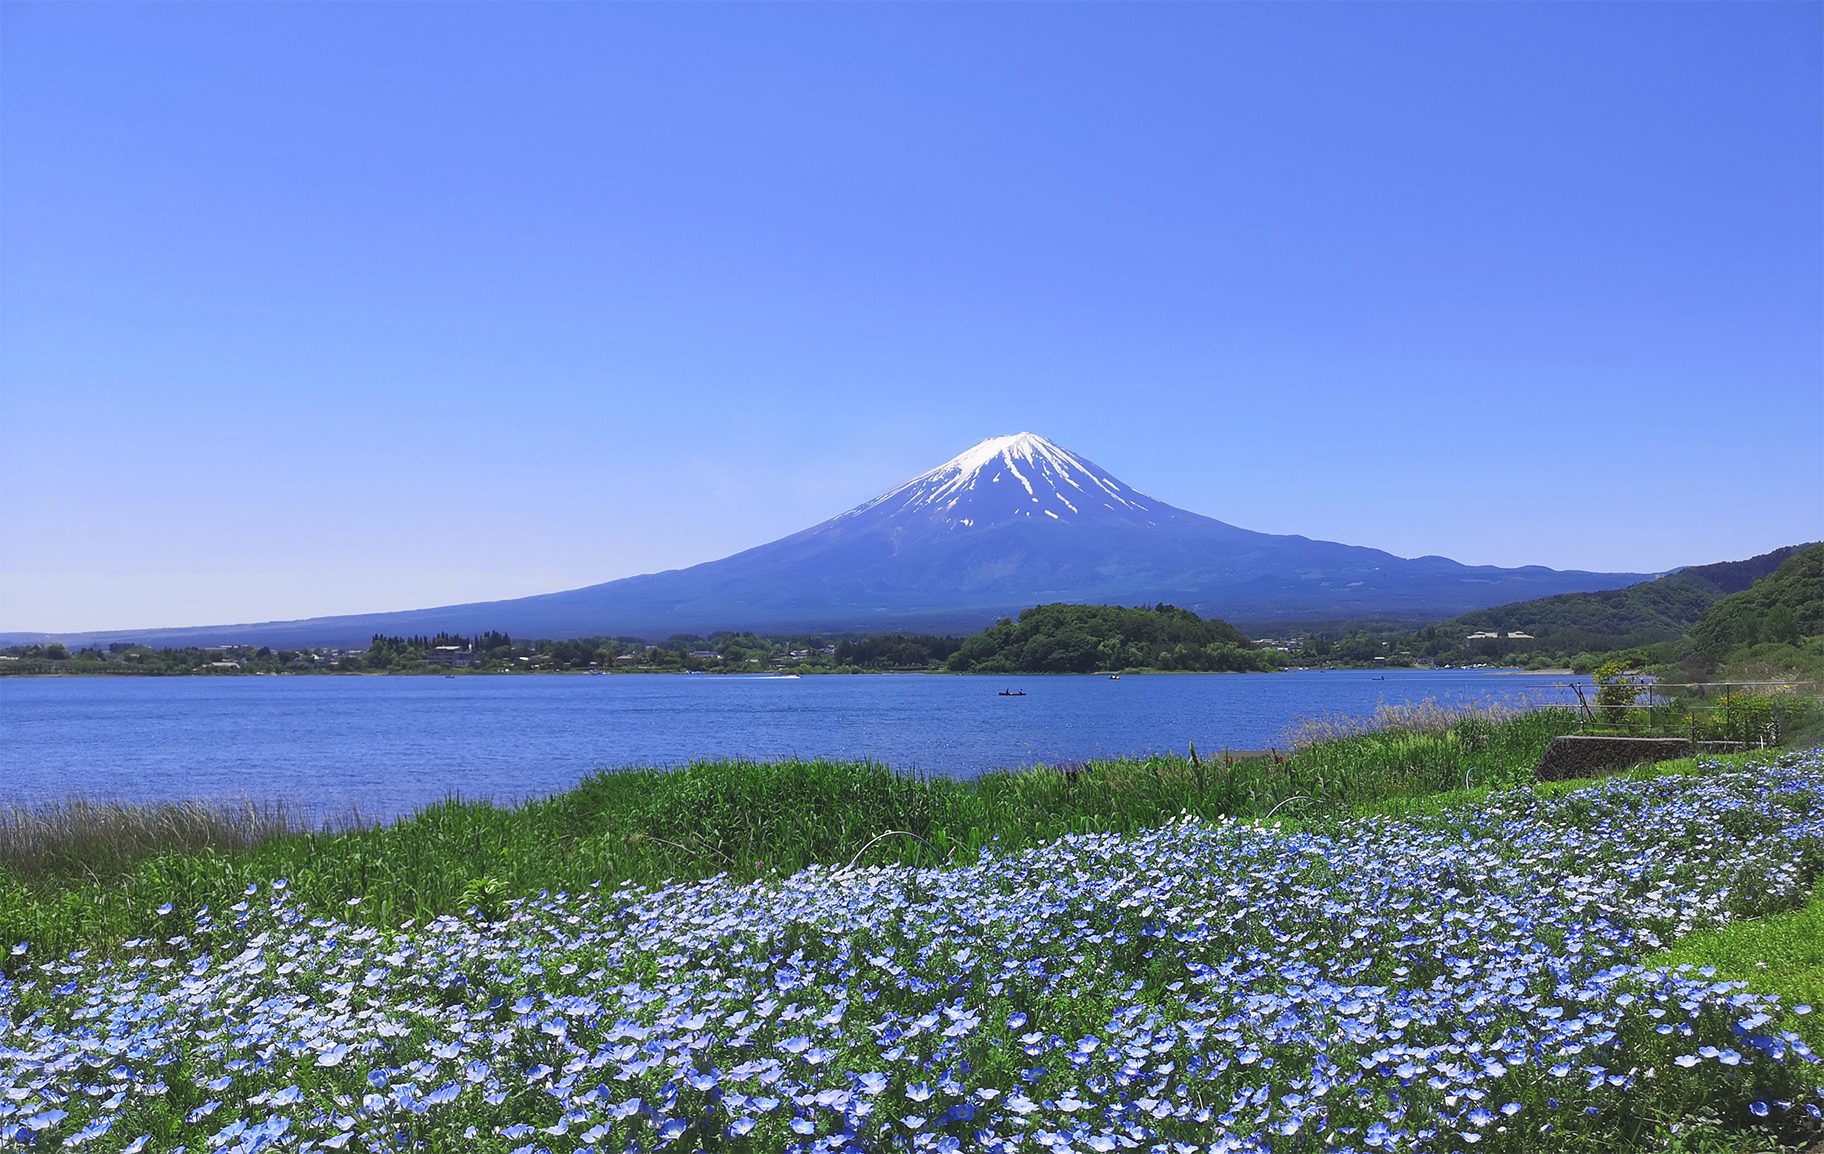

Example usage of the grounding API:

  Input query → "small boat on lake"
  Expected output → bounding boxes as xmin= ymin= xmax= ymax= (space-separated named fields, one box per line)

xmin=999 ymin=689 xmax=1026 ymax=697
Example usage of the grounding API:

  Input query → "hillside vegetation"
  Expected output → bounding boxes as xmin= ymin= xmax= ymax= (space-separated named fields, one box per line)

xmin=1693 ymin=543 xmax=1824 ymax=658
xmin=946 ymin=602 xmax=1272 ymax=673
xmin=1306 ymin=543 xmax=1824 ymax=681
xmin=1435 ymin=543 xmax=1809 ymax=654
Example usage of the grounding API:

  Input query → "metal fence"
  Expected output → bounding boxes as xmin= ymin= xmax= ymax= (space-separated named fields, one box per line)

xmin=1566 ymin=679 xmax=1822 ymax=746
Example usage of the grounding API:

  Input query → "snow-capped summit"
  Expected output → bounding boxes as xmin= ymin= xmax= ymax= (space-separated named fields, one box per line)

xmin=846 ymin=432 xmax=1158 ymax=530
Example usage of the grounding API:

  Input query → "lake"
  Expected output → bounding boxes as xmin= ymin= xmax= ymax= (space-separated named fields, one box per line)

xmin=0 ymin=669 xmax=1588 ymax=822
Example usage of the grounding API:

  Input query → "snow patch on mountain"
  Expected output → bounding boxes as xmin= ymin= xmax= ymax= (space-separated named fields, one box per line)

xmin=841 ymin=432 xmax=1157 ymax=530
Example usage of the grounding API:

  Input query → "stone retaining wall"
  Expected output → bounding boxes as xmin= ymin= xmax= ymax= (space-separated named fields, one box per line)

xmin=1534 ymin=735 xmax=1749 ymax=783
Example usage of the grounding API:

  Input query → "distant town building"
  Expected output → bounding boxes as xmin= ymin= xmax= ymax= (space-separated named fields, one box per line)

xmin=422 ymin=645 xmax=473 ymax=668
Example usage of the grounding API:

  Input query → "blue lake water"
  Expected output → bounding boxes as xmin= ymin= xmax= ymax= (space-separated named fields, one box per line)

xmin=0 ymin=669 xmax=1588 ymax=822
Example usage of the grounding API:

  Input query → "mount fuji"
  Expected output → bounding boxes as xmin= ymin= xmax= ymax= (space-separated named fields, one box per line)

xmin=19 ymin=433 xmax=1646 ymax=646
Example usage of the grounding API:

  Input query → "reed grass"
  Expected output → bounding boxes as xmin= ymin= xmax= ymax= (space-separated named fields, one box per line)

xmin=0 ymin=797 xmax=311 ymax=883
xmin=1278 ymin=691 xmax=1562 ymax=746
xmin=0 ymin=702 xmax=1590 ymax=972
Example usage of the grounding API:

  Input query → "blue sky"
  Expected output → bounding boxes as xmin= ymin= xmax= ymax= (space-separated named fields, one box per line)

xmin=2 ymin=2 xmax=1818 ymax=632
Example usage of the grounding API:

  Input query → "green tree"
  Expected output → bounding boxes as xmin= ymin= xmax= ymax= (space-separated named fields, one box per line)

xmin=1763 ymin=603 xmax=1801 ymax=646
xmin=1593 ymin=659 xmax=1640 ymax=726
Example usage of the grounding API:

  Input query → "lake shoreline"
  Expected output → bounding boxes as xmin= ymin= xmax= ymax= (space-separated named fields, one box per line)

xmin=1 ymin=667 xmax=1593 ymax=822
xmin=0 ymin=661 xmax=1539 ymax=679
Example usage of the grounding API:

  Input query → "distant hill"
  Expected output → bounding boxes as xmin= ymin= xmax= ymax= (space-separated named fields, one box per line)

xmin=3 ymin=433 xmax=1646 ymax=648
xmin=947 ymin=603 xmax=1271 ymax=674
xmin=1435 ymin=544 xmax=1814 ymax=653
xmin=1692 ymin=544 xmax=1824 ymax=656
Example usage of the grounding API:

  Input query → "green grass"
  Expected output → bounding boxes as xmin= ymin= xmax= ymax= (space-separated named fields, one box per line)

xmin=1657 ymin=872 xmax=1824 ymax=1036
xmin=0 ymin=704 xmax=1679 ymax=975
xmin=1635 ymin=873 xmax=1824 ymax=1153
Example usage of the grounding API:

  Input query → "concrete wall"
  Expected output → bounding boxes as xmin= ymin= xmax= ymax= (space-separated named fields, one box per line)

xmin=1534 ymin=735 xmax=1749 ymax=783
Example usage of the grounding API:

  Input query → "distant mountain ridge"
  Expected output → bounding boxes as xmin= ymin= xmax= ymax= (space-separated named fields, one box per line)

xmin=1439 ymin=543 xmax=1815 ymax=652
xmin=5 ymin=432 xmax=1651 ymax=647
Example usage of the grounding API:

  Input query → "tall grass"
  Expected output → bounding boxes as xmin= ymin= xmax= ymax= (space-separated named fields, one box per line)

xmin=1279 ymin=691 xmax=1563 ymax=746
xmin=0 ymin=703 xmax=1584 ymax=972
xmin=0 ymin=797 xmax=311 ymax=883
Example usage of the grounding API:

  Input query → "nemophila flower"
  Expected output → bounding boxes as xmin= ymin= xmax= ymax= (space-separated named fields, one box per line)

xmin=426 ymin=1081 xmax=461 ymax=1106
xmin=269 ymin=1084 xmax=303 ymax=1107
xmin=23 ymin=1109 xmax=68 ymax=1132
xmin=5 ymin=757 xmax=1822 ymax=1152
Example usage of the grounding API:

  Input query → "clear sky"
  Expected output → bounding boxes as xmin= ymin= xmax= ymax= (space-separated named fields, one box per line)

xmin=2 ymin=2 xmax=1819 ymax=633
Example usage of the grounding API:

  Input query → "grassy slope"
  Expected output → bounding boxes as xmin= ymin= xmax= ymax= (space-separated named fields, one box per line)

xmin=1658 ymin=873 xmax=1824 ymax=1037
xmin=1641 ymin=871 xmax=1824 ymax=1153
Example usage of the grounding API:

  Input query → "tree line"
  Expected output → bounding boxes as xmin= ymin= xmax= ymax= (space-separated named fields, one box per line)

xmin=0 ymin=628 xmax=967 ymax=676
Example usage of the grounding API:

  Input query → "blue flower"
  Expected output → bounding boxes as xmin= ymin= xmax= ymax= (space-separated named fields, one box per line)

xmin=426 ymin=1081 xmax=461 ymax=1106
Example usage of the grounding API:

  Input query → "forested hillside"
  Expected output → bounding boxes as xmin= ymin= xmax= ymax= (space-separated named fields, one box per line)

xmin=947 ymin=603 xmax=1272 ymax=674
xmin=1436 ymin=543 xmax=1810 ymax=653
xmin=1691 ymin=543 xmax=1824 ymax=658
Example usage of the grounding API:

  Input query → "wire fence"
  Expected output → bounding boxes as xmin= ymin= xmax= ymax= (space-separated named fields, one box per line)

xmin=1566 ymin=679 xmax=1822 ymax=747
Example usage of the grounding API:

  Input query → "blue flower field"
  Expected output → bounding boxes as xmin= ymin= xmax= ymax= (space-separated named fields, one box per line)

xmin=4 ymin=754 xmax=1823 ymax=1153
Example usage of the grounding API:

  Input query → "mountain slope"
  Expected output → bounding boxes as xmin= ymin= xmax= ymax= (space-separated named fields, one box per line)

xmin=1437 ymin=544 xmax=1815 ymax=651
xmin=1692 ymin=544 xmax=1824 ymax=655
xmin=7 ymin=433 xmax=1648 ymax=647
